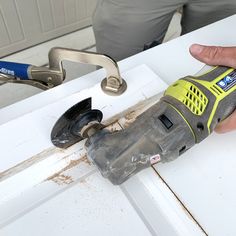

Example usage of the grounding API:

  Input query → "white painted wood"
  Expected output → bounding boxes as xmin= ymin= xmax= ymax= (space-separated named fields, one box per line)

xmin=0 ymin=64 xmax=167 ymax=173
xmin=122 ymin=169 xmax=205 ymax=236
xmin=154 ymin=131 xmax=236 ymax=236
xmin=1 ymin=172 xmax=152 ymax=236
xmin=0 ymin=165 xmax=203 ymax=236
xmin=0 ymin=63 xmax=204 ymax=235
xmin=0 ymin=65 xmax=169 ymax=236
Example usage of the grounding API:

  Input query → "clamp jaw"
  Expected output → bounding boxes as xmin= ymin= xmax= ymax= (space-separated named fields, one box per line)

xmin=0 ymin=47 xmax=127 ymax=95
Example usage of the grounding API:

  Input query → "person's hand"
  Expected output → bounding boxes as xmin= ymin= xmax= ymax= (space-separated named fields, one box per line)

xmin=189 ymin=44 xmax=236 ymax=133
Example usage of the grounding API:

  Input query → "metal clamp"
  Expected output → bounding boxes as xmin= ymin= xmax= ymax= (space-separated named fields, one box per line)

xmin=0 ymin=47 xmax=127 ymax=95
xmin=48 ymin=47 xmax=127 ymax=95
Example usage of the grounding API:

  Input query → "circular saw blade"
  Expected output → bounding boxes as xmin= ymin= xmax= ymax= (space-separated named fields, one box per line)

xmin=51 ymin=97 xmax=103 ymax=148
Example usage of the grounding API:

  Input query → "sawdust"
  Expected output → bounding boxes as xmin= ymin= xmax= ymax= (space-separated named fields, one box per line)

xmin=47 ymin=174 xmax=73 ymax=185
xmin=62 ymin=154 xmax=92 ymax=171
xmin=125 ymin=110 xmax=137 ymax=120
xmin=46 ymin=154 xmax=91 ymax=185
xmin=96 ymin=97 xmax=157 ymax=131
xmin=106 ymin=122 xmax=122 ymax=132
xmin=122 ymin=111 xmax=137 ymax=128
xmin=117 ymin=96 xmax=159 ymax=129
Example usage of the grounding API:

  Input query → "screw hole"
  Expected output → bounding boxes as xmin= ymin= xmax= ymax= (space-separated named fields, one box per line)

xmin=197 ymin=122 xmax=204 ymax=131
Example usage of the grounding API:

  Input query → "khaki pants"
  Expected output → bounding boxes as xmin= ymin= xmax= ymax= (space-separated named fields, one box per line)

xmin=93 ymin=0 xmax=236 ymax=60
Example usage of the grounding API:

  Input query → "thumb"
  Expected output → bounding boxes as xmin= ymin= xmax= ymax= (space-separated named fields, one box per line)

xmin=189 ymin=44 xmax=236 ymax=68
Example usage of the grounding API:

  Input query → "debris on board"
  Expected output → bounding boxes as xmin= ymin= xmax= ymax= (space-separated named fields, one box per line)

xmin=46 ymin=154 xmax=91 ymax=185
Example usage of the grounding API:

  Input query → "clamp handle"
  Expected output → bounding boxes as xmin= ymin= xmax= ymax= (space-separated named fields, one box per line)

xmin=0 ymin=60 xmax=64 ymax=90
xmin=0 ymin=61 xmax=31 ymax=80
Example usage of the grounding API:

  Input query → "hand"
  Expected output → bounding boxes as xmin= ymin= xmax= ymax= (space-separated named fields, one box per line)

xmin=189 ymin=44 xmax=236 ymax=133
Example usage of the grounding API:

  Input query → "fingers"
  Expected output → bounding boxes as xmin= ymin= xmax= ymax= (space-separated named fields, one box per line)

xmin=189 ymin=44 xmax=236 ymax=68
xmin=215 ymin=110 xmax=236 ymax=133
xmin=189 ymin=44 xmax=236 ymax=134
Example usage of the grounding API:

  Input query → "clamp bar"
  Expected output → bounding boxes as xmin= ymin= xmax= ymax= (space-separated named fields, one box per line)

xmin=0 ymin=47 xmax=127 ymax=95
xmin=48 ymin=47 xmax=127 ymax=95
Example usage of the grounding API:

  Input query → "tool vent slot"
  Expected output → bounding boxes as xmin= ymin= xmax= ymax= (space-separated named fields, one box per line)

xmin=210 ymin=85 xmax=223 ymax=96
xmin=182 ymin=84 xmax=208 ymax=116
xmin=165 ymin=80 xmax=208 ymax=116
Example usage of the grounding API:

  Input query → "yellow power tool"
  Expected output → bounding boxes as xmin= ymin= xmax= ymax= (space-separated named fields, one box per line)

xmin=51 ymin=66 xmax=236 ymax=185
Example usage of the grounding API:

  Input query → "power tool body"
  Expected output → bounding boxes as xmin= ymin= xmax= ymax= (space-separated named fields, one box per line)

xmin=51 ymin=66 xmax=236 ymax=185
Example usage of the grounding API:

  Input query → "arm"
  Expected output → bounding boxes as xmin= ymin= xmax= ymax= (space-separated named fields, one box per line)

xmin=189 ymin=44 xmax=236 ymax=133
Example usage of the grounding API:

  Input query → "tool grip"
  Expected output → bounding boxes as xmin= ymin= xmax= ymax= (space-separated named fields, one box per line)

xmin=0 ymin=61 xmax=31 ymax=80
